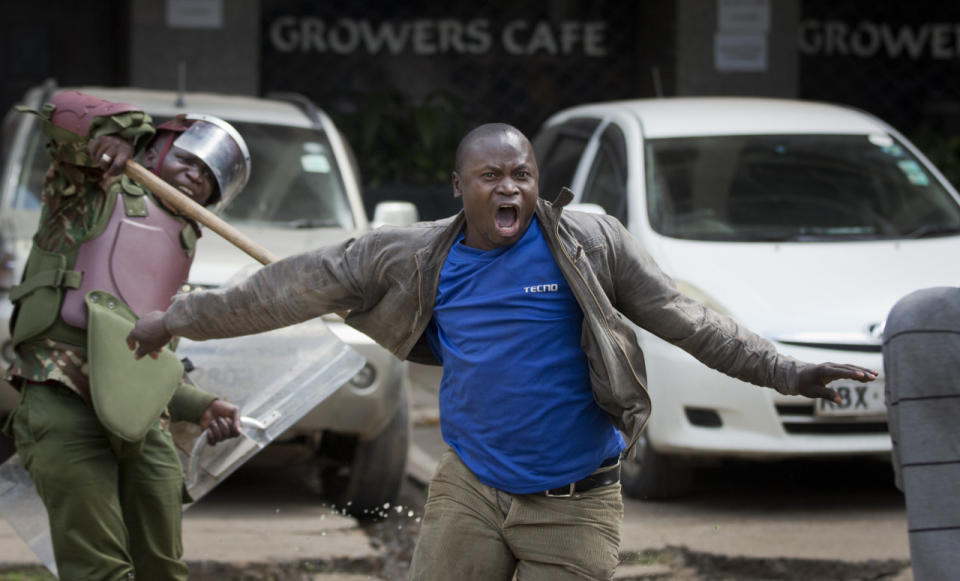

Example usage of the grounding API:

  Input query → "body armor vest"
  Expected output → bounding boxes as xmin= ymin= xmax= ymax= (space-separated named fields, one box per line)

xmin=60 ymin=192 xmax=195 ymax=328
xmin=11 ymin=191 xmax=197 ymax=346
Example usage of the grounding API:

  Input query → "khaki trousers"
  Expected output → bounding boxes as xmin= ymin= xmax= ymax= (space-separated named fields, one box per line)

xmin=10 ymin=382 xmax=188 ymax=581
xmin=410 ymin=448 xmax=623 ymax=581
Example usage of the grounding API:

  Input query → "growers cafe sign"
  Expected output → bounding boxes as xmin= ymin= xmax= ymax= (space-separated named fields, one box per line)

xmin=268 ymin=17 xmax=610 ymax=57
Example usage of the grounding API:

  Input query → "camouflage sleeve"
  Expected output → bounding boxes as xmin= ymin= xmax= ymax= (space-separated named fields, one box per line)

xmin=167 ymin=375 xmax=218 ymax=424
xmin=88 ymin=111 xmax=156 ymax=155
xmin=37 ymin=110 xmax=154 ymax=213
xmin=46 ymin=110 xmax=156 ymax=171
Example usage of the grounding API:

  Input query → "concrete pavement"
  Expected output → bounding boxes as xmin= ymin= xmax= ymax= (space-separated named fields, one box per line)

xmin=1 ymin=365 xmax=915 ymax=579
xmin=0 ymin=470 xmax=385 ymax=572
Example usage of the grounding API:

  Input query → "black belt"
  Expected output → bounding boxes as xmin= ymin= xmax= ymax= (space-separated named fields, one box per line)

xmin=540 ymin=463 xmax=621 ymax=498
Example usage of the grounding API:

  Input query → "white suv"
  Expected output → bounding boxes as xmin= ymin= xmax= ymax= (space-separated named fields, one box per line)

xmin=0 ymin=82 xmax=415 ymax=515
xmin=534 ymin=97 xmax=960 ymax=499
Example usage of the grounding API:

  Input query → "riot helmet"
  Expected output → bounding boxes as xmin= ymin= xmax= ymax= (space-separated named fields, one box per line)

xmin=152 ymin=114 xmax=251 ymax=212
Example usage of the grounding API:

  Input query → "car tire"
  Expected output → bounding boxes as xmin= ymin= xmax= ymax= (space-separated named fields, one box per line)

xmin=318 ymin=386 xmax=410 ymax=519
xmin=620 ymin=432 xmax=691 ymax=500
xmin=0 ymin=417 xmax=14 ymax=463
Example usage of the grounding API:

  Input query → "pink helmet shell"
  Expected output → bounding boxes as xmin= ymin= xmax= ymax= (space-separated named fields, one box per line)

xmin=48 ymin=90 xmax=141 ymax=138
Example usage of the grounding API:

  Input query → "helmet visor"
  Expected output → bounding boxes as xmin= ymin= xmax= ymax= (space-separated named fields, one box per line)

xmin=174 ymin=115 xmax=251 ymax=208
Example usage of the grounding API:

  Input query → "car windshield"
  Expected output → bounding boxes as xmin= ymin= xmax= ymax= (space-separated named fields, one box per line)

xmin=218 ymin=121 xmax=354 ymax=229
xmin=10 ymin=119 xmax=48 ymax=211
xmin=645 ymin=134 xmax=960 ymax=241
xmin=12 ymin=118 xmax=354 ymax=230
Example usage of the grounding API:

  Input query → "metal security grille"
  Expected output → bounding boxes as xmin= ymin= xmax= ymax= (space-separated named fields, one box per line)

xmin=776 ymin=403 xmax=889 ymax=436
xmin=260 ymin=0 xmax=647 ymax=218
xmin=799 ymin=1 xmax=960 ymax=186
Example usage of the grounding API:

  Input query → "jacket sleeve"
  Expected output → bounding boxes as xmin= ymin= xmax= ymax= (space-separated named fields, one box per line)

xmin=167 ymin=376 xmax=218 ymax=424
xmin=164 ymin=235 xmax=372 ymax=341
xmin=605 ymin=217 xmax=810 ymax=395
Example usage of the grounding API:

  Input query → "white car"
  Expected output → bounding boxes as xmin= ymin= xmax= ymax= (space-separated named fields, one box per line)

xmin=0 ymin=82 xmax=418 ymax=515
xmin=533 ymin=97 xmax=960 ymax=498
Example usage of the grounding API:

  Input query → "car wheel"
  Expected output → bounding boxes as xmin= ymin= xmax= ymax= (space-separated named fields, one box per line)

xmin=620 ymin=432 xmax=691 ymax=500
xmin=318 ymin=386 xmax=410 ymax=519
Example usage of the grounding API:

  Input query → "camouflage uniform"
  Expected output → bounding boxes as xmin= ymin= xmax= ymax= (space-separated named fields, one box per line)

xmin=5 ymin=114 xmax=154 ymax=400
xmin=4 ymin=106 xmax=215 ymax=581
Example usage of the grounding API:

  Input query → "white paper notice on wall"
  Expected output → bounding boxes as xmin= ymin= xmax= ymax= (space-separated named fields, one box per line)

xmin=166 ymin=0 xmax=223 ymax=29
xmin=715 ymin=0 xmax=769 ymax=72
xmin=718 ymin=0 xmax=770 ymax=32
xmin=714 ymin=33 xmax=767 ymax=71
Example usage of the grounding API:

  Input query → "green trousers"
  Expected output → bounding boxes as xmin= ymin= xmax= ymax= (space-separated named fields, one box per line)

xmin=409 ymin=449 xmax=624 ymax=581
xmin=10 ymin=382 xmax=188 ymax=581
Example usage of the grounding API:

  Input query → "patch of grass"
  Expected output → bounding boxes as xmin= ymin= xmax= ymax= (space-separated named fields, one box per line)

xmin=0 ymin=568 xmax=57 ymax=581
xmin=620 ymin=549 xmax=675 ymax=566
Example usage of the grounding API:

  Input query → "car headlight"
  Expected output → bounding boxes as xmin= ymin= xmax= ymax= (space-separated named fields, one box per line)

xmin=180 ymin=283 xmax=219 ymax=293
xmin=348 ymin=363 xmax=377 ymax=390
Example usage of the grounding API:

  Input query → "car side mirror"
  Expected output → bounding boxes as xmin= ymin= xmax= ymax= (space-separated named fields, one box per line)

xmin=567 ymin=203 xmax=607 ymax=215
xmin=372 ymin=201 xmax=419 ymax=228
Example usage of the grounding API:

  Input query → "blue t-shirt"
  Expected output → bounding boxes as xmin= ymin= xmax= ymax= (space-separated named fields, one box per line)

xmin=426 ymin=216 xmax=624 ymax=494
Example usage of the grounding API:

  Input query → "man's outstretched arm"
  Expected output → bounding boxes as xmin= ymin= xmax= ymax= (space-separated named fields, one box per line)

xmin=127 ymin=236 xmax=371 ymax=359
xmin=602 ymin=215 xmax=878 ymax=400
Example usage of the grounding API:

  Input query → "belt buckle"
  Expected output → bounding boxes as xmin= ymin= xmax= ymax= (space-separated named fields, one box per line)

xmin=544 ymin=483 xmax=576 ymax=498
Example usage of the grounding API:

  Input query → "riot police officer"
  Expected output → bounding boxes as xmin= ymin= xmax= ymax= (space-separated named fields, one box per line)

xmin=4 ymin=90 xmax=250 ymax=581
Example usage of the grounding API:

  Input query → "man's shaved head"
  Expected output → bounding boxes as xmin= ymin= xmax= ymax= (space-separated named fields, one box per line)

xmin=454 ymin=123 xmax=530 ymax=174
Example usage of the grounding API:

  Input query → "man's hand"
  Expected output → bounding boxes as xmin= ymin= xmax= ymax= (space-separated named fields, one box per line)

xmin=126 ymin=310 xmax=172 ymax=360
xmin=797 ymin=363 xmax=879 ymax=403
xmin=88 ymin=135 xmax=134 ymax=177
xmin=199 ymin=400 xmax=242 ymax=445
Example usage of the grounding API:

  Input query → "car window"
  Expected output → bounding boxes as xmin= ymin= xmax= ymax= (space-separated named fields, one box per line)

xmin=582 ymin=124 xmax=628 ymax=224
xmin=11 ymin=119 xmax=47 ymax=211
xmin=203 ymin=121 xmax=354 ymax=229
xmin=11 ymin=117 xmax=356 ymax=230
xmin=533 ymin=118 xmax=599 ymax=202
xmin=645 ymin=133 xmax=960 ymax=241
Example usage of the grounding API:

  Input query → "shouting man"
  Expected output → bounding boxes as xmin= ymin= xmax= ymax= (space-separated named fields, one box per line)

xmin=128 ymin=123 xmax=876 ymax=580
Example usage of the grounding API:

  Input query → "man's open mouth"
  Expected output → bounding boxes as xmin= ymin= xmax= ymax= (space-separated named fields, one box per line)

xmin=177 ymin=185 xmax=195 ymax=198
xmin=494 ymin=205 xmax=519 ymax=234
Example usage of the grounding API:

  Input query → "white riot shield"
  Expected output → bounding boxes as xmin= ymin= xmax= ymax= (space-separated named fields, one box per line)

xmin=176 ymin=317 xmax=365 ymax=499
xmin=0 ymin=316 xmax=364 ymax=575
xmin=0 ymin=457 xmax=57 ymax=575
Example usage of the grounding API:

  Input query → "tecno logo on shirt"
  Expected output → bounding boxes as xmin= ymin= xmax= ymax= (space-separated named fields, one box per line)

xmin=523 ymin=283 xmax=559 ymax=293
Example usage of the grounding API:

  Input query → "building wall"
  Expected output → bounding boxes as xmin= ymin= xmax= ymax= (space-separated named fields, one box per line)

xmin=675 ymin=0 xmax=799 ymax=97
xmin=0 ymin=1 xmax=127 ymax=116
xmin=128 ymin=0 xmax=260 ymax=95
xmin=2 ymin=0 xmax=957 ymax=191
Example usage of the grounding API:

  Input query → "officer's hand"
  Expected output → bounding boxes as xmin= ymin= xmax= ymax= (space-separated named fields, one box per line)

xmin=126 ymin=310 xmax=172 ymax=360
xmin=199 ymin=400 xmax=242 ymax=445
xmin=88 ymin=135 xmax=134 ymax=177
xmin=797 ymin=363 xmax=878 ymax=403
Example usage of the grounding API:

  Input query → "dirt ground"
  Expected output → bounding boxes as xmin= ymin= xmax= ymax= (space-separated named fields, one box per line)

xmin=0 ymin=367 xmax=915 ymax=580
xmin=0 ymin=469 xmax=912 ymax=581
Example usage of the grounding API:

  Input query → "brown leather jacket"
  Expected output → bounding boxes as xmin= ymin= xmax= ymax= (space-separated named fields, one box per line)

xmin=164 ymin=189 xmax=809 ymax=453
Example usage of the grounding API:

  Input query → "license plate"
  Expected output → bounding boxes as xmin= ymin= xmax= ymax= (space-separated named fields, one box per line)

xmin=815 ymin=380 xmax=886 ymax=417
